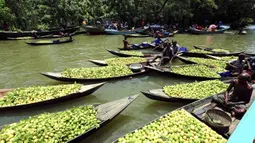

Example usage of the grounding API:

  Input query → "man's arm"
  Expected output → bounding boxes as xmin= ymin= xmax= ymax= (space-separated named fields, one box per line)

xmin=225 ymin=81 xmax=235 ymax=102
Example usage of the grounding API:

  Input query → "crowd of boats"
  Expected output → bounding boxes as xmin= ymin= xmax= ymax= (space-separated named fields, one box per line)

xmin=0 ymin=25 xmax=254 ymax=142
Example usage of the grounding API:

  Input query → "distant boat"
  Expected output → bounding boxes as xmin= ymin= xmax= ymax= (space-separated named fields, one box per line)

xmin=85 ymin=25 xmax=105 ymax=35
xmin=0 ymin=27 xmax=79 ymax=40
xmin=189 ymin=27 xmax=226 ymax=34
xmin=105 ymin=28 xmax=146 ymax=35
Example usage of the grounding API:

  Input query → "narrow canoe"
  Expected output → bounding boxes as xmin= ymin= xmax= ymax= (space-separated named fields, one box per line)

xmin=41 ymin=68 xmax=149 ymax=82
xmin=181 ymin=51 xmax=241 ymax=57
xmin=0 ymin=27 xmax=78 ymax=39
xmin=113 ymin=91 xmax=255 ymax=142
xmin=183 ymin=87 xmax=255 ymax=138
xmin=145 ymin=65 xmax=232 ymax=81
xmin=0 ymin=83 xmax=105 ymax=110
xmin=118 ymin=44 xmax=155 ymax=51
xmin=193 ymin=45 xmax=255 ymax=57
xmin=89 ymin=58 xmax=152 ymax=66
xmin=141 ymin=89 xmax=197 ymax=103
xmin=0 ymin=95 xmax=138 ymax=142
xmin=141 ymin=80 xmax=232 ymax=103
xmin=189 ymin=28 xmax=226 ymax=34
xmin=85 ymin=25 xmax=105 ymax=35
xmin=26 ymin=39 xmax=73 ymax=46
xmin=106 ymin=49 xmax=159 ymax=58
xmin=123 ymin=34 xmax=151 ymax=38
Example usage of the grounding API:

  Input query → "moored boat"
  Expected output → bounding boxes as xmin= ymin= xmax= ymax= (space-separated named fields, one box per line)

xmin=145 ymin=65 xmax=233 ymax=81
xmin=193 ymin=45 xmax=255 ymax=57
xmin=106 ymin=49 xmax=159 ymax=57
xmin=183 ymin=88 xmax=255 ymax=138
xmin=0 ymin=95 xmax=138 ymax=142
xmin=114 ymin=90 xmax=255 ymax=142
xmin=141 ymin=80 xmax=231 ymax=103
xmin=0 ymin=83 xmax=105 ymax=110
xmin=85 ymin=25 xmax=105 ymax=35
xmin=41 ymin=65 xmax=150 ymax=82
xmin=0 ymin=27 xmax=79 ymax=40
xmin=189 ymin=27 xmax=226 ymax=34
xmin=89 ymin=57 xmax=149 ymax=66
xmin=105 ymin=28 xmax=146 ymax=35
xmin=26 ymin=39 xmax=73 ymax=46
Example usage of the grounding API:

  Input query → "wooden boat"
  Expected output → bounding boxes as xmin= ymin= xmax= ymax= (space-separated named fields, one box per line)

xmin=106 ymin=49 xmax=159 ymax=58
xmin=85 ymin=25 xmax=105 ymax=35
xmin=0 ymin=95 xmax=138 ymax=142
xmin=189 ymin=27 xmax=226 ymax=34
xmin=113 ymin=91 xmax=255 ymax=142
xmin=141 ymin=80 xmax=232 ymax=103
xmin=124 ymin=33 xmax=174 ymax=38
xmin=118 ymin=44 xmax=155 ymax=51
xmin=183 ymin=89 xmax=255 ymax=138
xmin=141 ymin=89 xmax=197 ymax=103
xmin=0 ymin=83 xmax=105 ymax=111
xmin=41 ymin=67 xmax=149 ymax=82
xmin=145 ymin=65 xmax=231 ymax=81
xmin=0 ymin=27 xmax=79 ymax=40
xmin=123 ymin=34 xmax=151 ymax=38
xmin=193 ymin=45 xmax=255 ymax=57
xmin=26 ymin=39 xmax=73 ymax=46
xmin=181 ymin=51 xmax=241 ymax=57
xmin=105 ymin=28 xmax=146 ymax=35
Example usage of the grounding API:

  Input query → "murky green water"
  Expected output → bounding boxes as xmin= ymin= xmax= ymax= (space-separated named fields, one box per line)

xmin=0 ymin=31 xmax=255 ymax=143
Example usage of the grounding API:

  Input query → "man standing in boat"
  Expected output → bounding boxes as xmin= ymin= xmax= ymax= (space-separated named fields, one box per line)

xmin=212 ymin=72 xmax=253 ymax=116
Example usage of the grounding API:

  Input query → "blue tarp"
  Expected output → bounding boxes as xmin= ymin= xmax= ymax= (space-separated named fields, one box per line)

xmin=227 ymin=98 xmax=255 ymax=143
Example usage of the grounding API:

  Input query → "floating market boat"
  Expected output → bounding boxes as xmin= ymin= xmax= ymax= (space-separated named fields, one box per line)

xmin=118 ymin=44 xmax=155 ymax=51
xmin=183 ymin=89 xmax=255 ymax=138
xmin=0 ymin=27 xmax=79 ymax=40
xmin=141 ymin=80 xmax=232 ymax=103
xmin=141 ymin=89 xmax=197 ymax=103
xmin=145 ymin=65 xmax=232 ymax=80
xmin=114 ymin=91 xmax=255 ymax=142
xmin=189 ymin=27 xmax=226 ymax=34
xmin=85 ymin=25 xmax=105 ymax=35
xmin=181 ymin=50 xmax=241 ymax=57
xmin=0 ymin=95 xmax=138 ymax=142
xmin=123 ymin=33 xmax=174 ymax=38
xmin=26 ymin=39 xmax=73 ymax=46
xmin=0 ymin=83 xmax=105 ymax=110
xmin=193 ymin=45 xmax=255 ymax=57
xmin=41 ymin=65 xmax=150 ymax=82
xmin=105 ymin=28 xmax=146 ymax=35
xmin=106 ymin=49 xmax=159 ymax=58
xmin=123 ymin=34 xmax=151 ymax=38
xmin=89 ymin=57 xmax=150 ymax=66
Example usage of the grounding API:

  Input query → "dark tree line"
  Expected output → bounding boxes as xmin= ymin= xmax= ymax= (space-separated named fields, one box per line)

xmin=0 ymin=0 xmax=254 ymax=30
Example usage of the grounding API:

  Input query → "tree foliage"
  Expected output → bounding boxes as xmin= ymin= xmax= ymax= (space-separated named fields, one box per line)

xmin=0 ymin=0 xmax=254 ymax=30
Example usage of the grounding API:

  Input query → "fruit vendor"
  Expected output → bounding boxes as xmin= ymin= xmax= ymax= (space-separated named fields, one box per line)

xmin=150 ymin=42 xmax=173 ymax=66
xmin=123 ymin=36 xmax=132 ymax=49
xmin=212 ymin=73 xmax=253 ymax=116
xmin=171 ymin=40 xmax=179 ymax=55
xmin=226 ymin=53 xmax=251 ymax=75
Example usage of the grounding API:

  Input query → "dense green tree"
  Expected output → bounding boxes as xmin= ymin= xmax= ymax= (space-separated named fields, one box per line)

xmin=0 ymin=0 xmax=254 ymax=30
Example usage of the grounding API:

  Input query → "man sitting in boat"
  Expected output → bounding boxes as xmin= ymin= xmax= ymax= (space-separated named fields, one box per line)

xmin=150 ymin=42 xmax=173 ymax=66
xmin=226 ymin=53 xmax=251 ymax=75
xmin=172 ymin=41 xmax=180 ymax=55
xmin=123 ymin=36 xmax=132 ymax=49
xmin=212 ymin=73 xmax=253 ymax=116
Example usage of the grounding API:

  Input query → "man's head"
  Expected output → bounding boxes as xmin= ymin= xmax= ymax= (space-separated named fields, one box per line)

xmin=172 ymin=40 xmax=177 ymax=46
xmin=238 ymin=72 xmax=251 ymax=84
xmin=238 ymin=53 xmax=246 ymax=61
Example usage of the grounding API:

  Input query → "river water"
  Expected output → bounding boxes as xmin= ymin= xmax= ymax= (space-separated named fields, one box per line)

xmin=0 ymin=31 xmax=255 ymax=143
